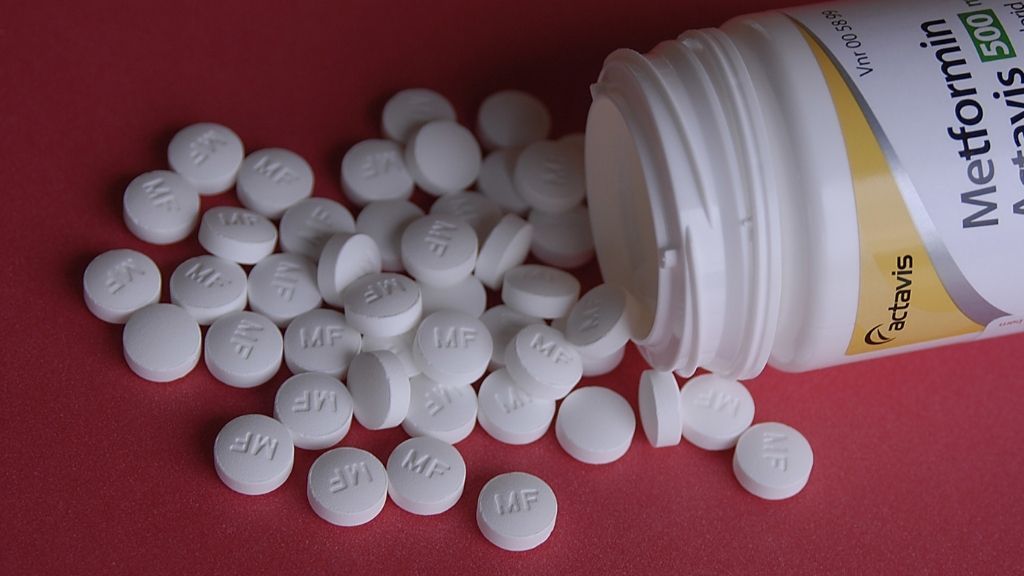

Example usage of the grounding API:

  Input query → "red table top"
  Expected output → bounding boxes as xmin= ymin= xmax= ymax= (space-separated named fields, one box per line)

xmin=4 ymin=1 xmax=1022 ymax=574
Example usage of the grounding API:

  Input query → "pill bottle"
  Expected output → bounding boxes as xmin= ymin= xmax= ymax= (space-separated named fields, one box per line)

xmin=585 ymin=0 xmax=1024 ymax=378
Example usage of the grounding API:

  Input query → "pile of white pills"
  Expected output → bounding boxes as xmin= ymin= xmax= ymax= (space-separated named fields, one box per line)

xmin=84 ymin=88 xmax=813 ymax=553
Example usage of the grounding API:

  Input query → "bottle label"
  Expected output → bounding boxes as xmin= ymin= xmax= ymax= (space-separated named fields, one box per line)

xmin=786 ymin=0 xmax=1024 ymax=355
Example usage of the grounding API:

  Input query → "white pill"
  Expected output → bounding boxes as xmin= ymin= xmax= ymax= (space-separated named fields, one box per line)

xmin=638 ymin=370 xmax=682 ymax=448
xmin=83 ymin=249 xmax=161 ymax=323
xmin=347 ymin=350 xmax=411 ymax=430
xmin=401 ymin=215 xmax=478 ymax=288
xmin=429 ymin=191 xmax=503 ymax=240
xmin=167 ymin=122 xmax=244 ymax=195
xmin=477 ymin=369 xmax=555 ymax=445
xmin=387 ymin=436 xmax=466 ymax=516
xmin=513 ymin=140 xmax=585 ymax=214
xmin=247 ymin=253 xmax=322 ymax=327
xmin=283 ymin=309 xmax=362 ymax=378
xmin=480 ymin=305 xmax=540 ymax=369
xmin=355 ymin=199 xmax=424 ymax=272
xmin=198 ymin=206 xmax=278 ymax=265
xmin=504 ymin=324 xmax=582 ymax=401
xmin=278 ymin=198 xmax=356 ymax=261
xmin=477 ymin=472 xmax=557 ymax=552
xmin=402 ymin=375 xmax=478 ymax=444
xmin=477 ymin=90 xmax=551 ymax=150
xmin=528 ymin=205 xmax=595 ymax=269
xmin=420 ymin=274 xmax=487 ymax=318
xmin=122 ymin=303 xmax=201 ymax=382
xmin=122 ymin=170 xmax=200 ymax=245
xmin=362 ymin=329 xmax=420 ymax=377
xmin=342 ymin=272 xmax=422 ymax=338
xmin=308 ymin=447 xmax=388 ymax=526
xmin=478 ymin=149 xmax=530 ymax=215
xmin=236 ymin=148 xmax=314 ymax=219
xmin=580 ymin=345 xmax=626 ymax=378
xmin=501 ymin=265 xmax=580 ymax=320
xmin=733 ymin=422 xmax=813 ymax=500
xmin=404 ymin=120 xmax=481 ymax=196
xmin=169 ymin=255 xmax=247 ymax=325
xmin=565 ymin=284 xmax=634 ymax=358
xmin=214 ymin=414 xmax=294 ymax=495
xmin=412 ymin=311 xmax=492 ymax=386
xmin=382 ymin=88 xmax=457 ymax=143
xmin=678 ymin=374 xmax=755 ymax=451
xmin=555 ymin=386 xmax=635 ymax=465
xmin=475 ymin=214 xmax=533 ymax=291
xmin=341 ymin=139 xmax=415 ymax=205
xmin=204 ymin=311 xmax=283 ymax=388
xmin=274 ymin=372 xmax=354 ymax=450
xmin=317 ymin=232 xmax=382 ymax=308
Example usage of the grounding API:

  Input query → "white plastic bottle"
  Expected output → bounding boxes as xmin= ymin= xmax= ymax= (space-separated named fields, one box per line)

xmin=586 ymin=0 xmax=1024 ymax=378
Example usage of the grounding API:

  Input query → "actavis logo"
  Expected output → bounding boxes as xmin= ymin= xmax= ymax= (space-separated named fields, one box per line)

xmin=864 ymin=255 xmax=914 ymax=346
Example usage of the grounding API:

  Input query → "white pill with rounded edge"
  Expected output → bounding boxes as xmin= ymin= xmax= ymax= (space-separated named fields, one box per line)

xmin=308 ymin=447 xmax=388 ymax=526
xmin=502 ymin=265 xmax=580 ymax=320
xmin=429 ymin=191 xmax=503 ymax=240
xmin=477 ymin=369 xmax=555 ymax=445
xmin=204 ymin=311 xmax=283 ymax=388
xmin=83 ymin=249 xmax=161 ymax=324
xmin=528 ymin=205 xmax=595 ymax=269
xmin=638 ymin=370 xmax=683 ymax=448
xmin=412 ymin=311 xmax=492 ymax=386
xmin=580 ymin=345 xmax=626 ymax=378
xmin=477 ymin=90 xmax=551 ymax=150
xmin=402 ymin=375 xmax=478 ymax=444
xmin=478 ymin=149 xmax=530 ymax=215
xmin=475 ymin=214 xmax=533 ymax=291
xmin=247 ymin=253 xmax=322 ymax=327
xmin=169 ymin=255 xmax=248 ymax=325
xmin=504 ymin=324 xmax=582 ymax=401
xmin=278 ymin=198 xmax=356 ymax=262
xmin=404 ymin=120 xmax=481 ymax=196
xmin=122 ymin=303 xmax=201 ymax=382
xmin=317 ymin=232 xmax=382 ymax=308
xmin=480 ymin=305 xmax=540 ymax=369
xmin=382 ymin=88 xmax=457 ymax=143
xmin=343 ymin=272 xmax=422 ymax=338
xmin=733 ymin=422 xmax=813 ymax=500
xmin=122 ymin=170 xmax=200 ymax=245
xmin=420 ymin=275 xmax=487 ymax=318
xmin=167 ymin=122 xmax=244 ymax=195
xmin=341 ymin=139 xmax=415 ymax=205
xmin=347 ymin=350 xmax=411 ymax=430
xmin=274 ymin=372 xmax=354 ymax=450
xmin=679 ymin=374 xmax=755 ymax=451
xmin=355 ymin=199 xmax=424 ymax=272
xmin=513 ymin=140 xmax=585 ymax=214
xmin=236 ymin=148 xmax=314 ymax=219
xmin=477 ymin=472 xmax=557 ymax=552
xmin=198 ymin=206 xmax=278 ymax=265
xmin=283 ymin=308 xmax=362 ymax=378
xmin=387 ymin=436 xmax=466 ymax=516
xmin=401 ymin=215 xmax=478 ymax=288
xmin=214 ymin=414 xmax=294 ymax=495
xmin=362 ymin=329 xmax=420 ymax=377
xmin=555 ymin=386 xmax=635 ymax=465
xmin=565 ymin=284 xmax=635 ymax=358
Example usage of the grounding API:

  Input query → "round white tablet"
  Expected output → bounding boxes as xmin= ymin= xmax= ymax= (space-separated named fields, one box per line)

xmin=83 ymin=249 xmax=161 ymax=324
xmin=412 ymin=311 xmax=492 ymax=386
xmin=347 ymin=350 xmax=411 ymax=430
xmin=278 ymin=198 xmax=356 ymax=261
xmin=478 ymin=149 xmax=530 ymax=215
xmin=362 ymin=329 xmax=420 ymax=377
xmin=317 ymin=232 xmax=382 ymax=308
xmin=580 ymin=345 xmax=626 ymax=378
xmin=429 ymin=191 xmax=503 ymax=240
xmin=247 ymin=253 xmax=322 ymax=327
xmin=308 ymin=447 xmax=388 ymax=526
xmin=477 ymin=90 xmax=551 ymax=150
xmin=274 ymin=372 xmax=354 ymax=450
xmin=204 ymin=311 xmax=283 ymax=388
xmin=122 ymin=303 xmax=201 ymax=382
xmin=167 ymin=122 xmax=245 ymax=195
xmin=341 ymin=139 xmax=415 ymax=205
xmin=504 ymin=324 xmax=582 ymax=401
xmin=555 ymin=386 xmax=635 ymax=465
xmin=474 ymin=214 xmax=533 ymax=291
xmin=480 ymin=305 xmax=541 ymax=369
xmin=477 ymin=472 xmax=557 ymax=552
xmin=342 ymin=273 xmax=422 ymax=338
xmin=678 ymin=374 xmax=755 ymax=451
xmin=402 ymin=375 xmax=478 ymax=444
xmin=477 ymin=369 xmax=556 ymax=445
xmin=355 ymin=199 xmax=424 ymax=272
xmin=404 ymin=120 xmax=481 ymax=196
xmin=733 ymin=422 xmax=813 ymax=501
xmin=283 ymin=308 xmax=362 ymax=378
xmin=387 ymin=436 xmax=466 ymax=516
xmin=401 ymin=215 xmax=478 ymax=287
xmin=169 ymin=255 xmax=247 ymax=325
xmin=198 ymin=206 xmax=278 ymax=265
xmin=381 ymin=88 xmax=457 ymax=143
xmin=420 ymin=275 xmax=487 ymax=318
xmin=565 ymin=284 xmax=634 ymax=358
xmin=501 ymin=265 xmax=580 ymax=320
xmin=214 ymin=414 xmax=294 ymax=496
xmin=122 ymin=170 xmax=200 ymax=245
xmin=236 ymin=148 xmax=314 ymax=219
xmin=513 ymin=140 xmax=585 ymax=214
xmin=528 ymin=205 xmax=595 ymax=269
xmin=638 ymin=370 xmax=682 ymax=448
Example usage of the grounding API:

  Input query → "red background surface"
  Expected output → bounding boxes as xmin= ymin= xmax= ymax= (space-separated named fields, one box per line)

xmin=3 ymin=1 xmax=1023 ymax=574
